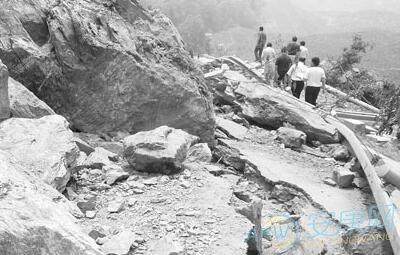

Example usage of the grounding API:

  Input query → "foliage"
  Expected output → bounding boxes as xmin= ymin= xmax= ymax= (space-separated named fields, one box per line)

xmin=326 ymin=34 xmax=400 ymax=136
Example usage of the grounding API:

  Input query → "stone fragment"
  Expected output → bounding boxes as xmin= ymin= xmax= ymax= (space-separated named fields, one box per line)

xmin=74 ymin=137 xmax=95 ymax=155
xmin=276 ymin=127 xmax=307 ymax=149
xmin=86 ymin=211 xmax=97 ymax=219
xmin=123 ymin=126 xmax=199 ymax=174
xmin=323 ymin=178 xmax=337 ymax=187
xmin=333 ymin=168 xmax=355 ymax=188
xmin=216 ymin=117 xmax=248 ymax=140
xmin=185 ymin=143 xmax=212 ymax=163
xmin=104 ymin=165 xmax=129 ymax=185
xmin=84 ymin=147 xmax=118 ymax=169
xmin=108 ymin=199 xmax=125 ymax=213
xmin=102 ymin=230 xmax=136 ymax=255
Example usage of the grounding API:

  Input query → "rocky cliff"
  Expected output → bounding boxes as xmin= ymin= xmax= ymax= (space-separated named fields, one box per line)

xmin=0 ymin=0 xmax=215 ymax=144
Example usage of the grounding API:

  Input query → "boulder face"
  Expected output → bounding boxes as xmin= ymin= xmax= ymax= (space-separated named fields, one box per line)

xmin=0 ymin=115 xmax=79 ymax=192
xmin=0 ymin=151 xmax=102 ymax=255
xmin=123 ymin=126 xmax=199 ymax=174
xmin=0 ymin=60 xmax=10 ymax=120
xmin=8 ymin=77 xmax=55 ymax=118
xmin=235 ymin=82 xmax=339 ymax=144
xmin=0 ymin=0 xmax=215 ymax=144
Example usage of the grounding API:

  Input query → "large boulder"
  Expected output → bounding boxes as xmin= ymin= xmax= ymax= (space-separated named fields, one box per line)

xmin=8 ymin=77 xmax=55 ymax=118
xmin=235 ymin=82 xmax=339 ymax=143
xmin=0 ymin=60 xmax=10 ymax=120
xmin=0 ymin=0 xmax=215 ymax=144
xmin=123 ymin=126 xmax=199 ymax=174
xmin=0 ymin=151 xmax=103 ymax=255
xmin=0 ymin=115 xmax=79 ymax=192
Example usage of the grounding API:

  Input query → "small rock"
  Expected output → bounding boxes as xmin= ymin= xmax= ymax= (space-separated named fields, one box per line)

xmin=150 ymin=197 xmax=167 ymax=203
xmin=127 ymin=198 xmax=137 ymax=207
xmin=77 ymin=199 xmax=96 ymax=214
xmin=333 ymin=168 xmax=355 ymax=188
xmin=84 ymin=147 xmax=118 ymax=169
xmin=102 ymin=230 xmax=136 ymax=255
xmin=353 ymin=177 xmax=368 ymax=189
xmin=132 ymin=189 xmax=145 ymax=194
xmin=65 ymin=187 xmax=78 ymax=200
xmin=89 ymin=169 xmax=103 ymax=176
xmin=185 ymin=143 xmax=212 ymax=163
xmin=107 ymin=199 xmax=125 ymax=213
xmin=345 ymin=158 xmax=362 ymax=173
xmin=73 ymin=137 xmax=95 ymax=155
xmin=148 ymin=234 xmax=184 ymax=255
xmin=96 ymin=237 xmax=107 ymax=245
xmin=276 ymin=127 xmax=307 ymax=149
xmin=89 ymin=229 xmax=106 ymax=240
xmin=104 ymin=165 xmax=129 ymax=185
xmin=323 ymin=178 xmax=337 ymax=187
xmin=180 ymin=181 xmax=191 ymax=189
xmin=86 ymin=210 xmax=97 ymax=219
xmin=128 ymin=181 xmax=145 ymax=189
xmin=143 ymin=178 xmax=158 ymax=186
xmin=332 ymin=145 xmax=351 ymax=161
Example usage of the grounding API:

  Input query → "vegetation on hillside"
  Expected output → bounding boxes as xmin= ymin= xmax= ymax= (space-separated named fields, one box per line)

xmin=327 ymin=35 xmax=400 ymax=137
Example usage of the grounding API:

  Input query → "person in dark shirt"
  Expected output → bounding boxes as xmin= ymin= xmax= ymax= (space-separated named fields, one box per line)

xmin=287 ymin=36 xmax=300 ymax=62
xmin=275 ymin=47 xmax=292 ymax=87
xmin=254 ymin=26 xmax=267 ymax=62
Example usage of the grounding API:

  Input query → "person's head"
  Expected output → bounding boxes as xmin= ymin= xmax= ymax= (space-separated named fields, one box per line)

xmin=259 ymin=26 xmax=264 ymax=32
xmin=281 ymin=47 xmax=288 ymax=54
xmin=311 ymin=57 xmax=320 ymax=67
xmin=299 ymin=57 xmax=306 ymax=63
xmin=300 ymin=41 xmax=305 ymax=46
xmin=267 ymin=42 xmax=272 ymax=47
xmin=292 ymin=36 xmax=298 ymax=42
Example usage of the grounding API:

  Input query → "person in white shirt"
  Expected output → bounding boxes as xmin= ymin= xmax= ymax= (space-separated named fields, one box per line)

xmin=299 ymin=41 xmax=309 ymax=62
xmin=305 ymin=57 xmax=326 ymax=106
xmin=287 ymin=57 xmax=308 ymax=98
xmin=261 ymin=43 xmax=276 ymax=86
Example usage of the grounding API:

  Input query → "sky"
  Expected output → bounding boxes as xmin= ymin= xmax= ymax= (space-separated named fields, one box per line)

xmin=295 ymin=0 xmax=400 ymax=12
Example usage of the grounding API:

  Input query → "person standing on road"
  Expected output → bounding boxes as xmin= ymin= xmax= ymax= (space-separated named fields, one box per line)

xmin=254 ymin=26 xmax=267 ymax=62
xmin=287 ymin=36 xmax=300 ymax=63
xmin=299 ymin=41 xmax=309 ymax=63
xmin=305 ymin=57 xmax=326 ymax=106
xmin=287 ymin=57 xmax=308 ymax=98
xmin=261 ymin=43 xmax=276 ymax=86
xmin=275 ymin=47 xmax=292 ymax=88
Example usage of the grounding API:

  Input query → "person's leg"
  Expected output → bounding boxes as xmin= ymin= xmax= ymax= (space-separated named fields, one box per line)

xmin=305 ymin=86 xmax=320 ymax=106
xmin=254 ymin=47 xmax=259 ymax=62
xmin=291 ymin=80 xmax=296 ymax=95
xmin=312 ymin=87 xmax=321 ymax=105
xmin=294 ymin=81 xmax=305 ymax=99
xmin=305 ymin=86 xmax=313 ymax=105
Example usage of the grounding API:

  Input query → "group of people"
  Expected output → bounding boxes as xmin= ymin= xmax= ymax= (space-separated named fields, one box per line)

xmin=254 ymin=26 xmax=326 ymax=106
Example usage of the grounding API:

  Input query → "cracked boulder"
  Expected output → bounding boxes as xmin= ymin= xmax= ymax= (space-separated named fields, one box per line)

xmin=8 ymin=77 xmax=55 ymax=118
xmin=0 ymin=115 xmax=79 ymax=192
xmin=0 ymin=0 xmax=215 ymax=144
xmin=123 ymin=126 xmax=199 ymax=174
xmin=235 ymin=82 xmax=339 ymax=143
xmin=0 ymin=151 xmax=102 ymax=255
